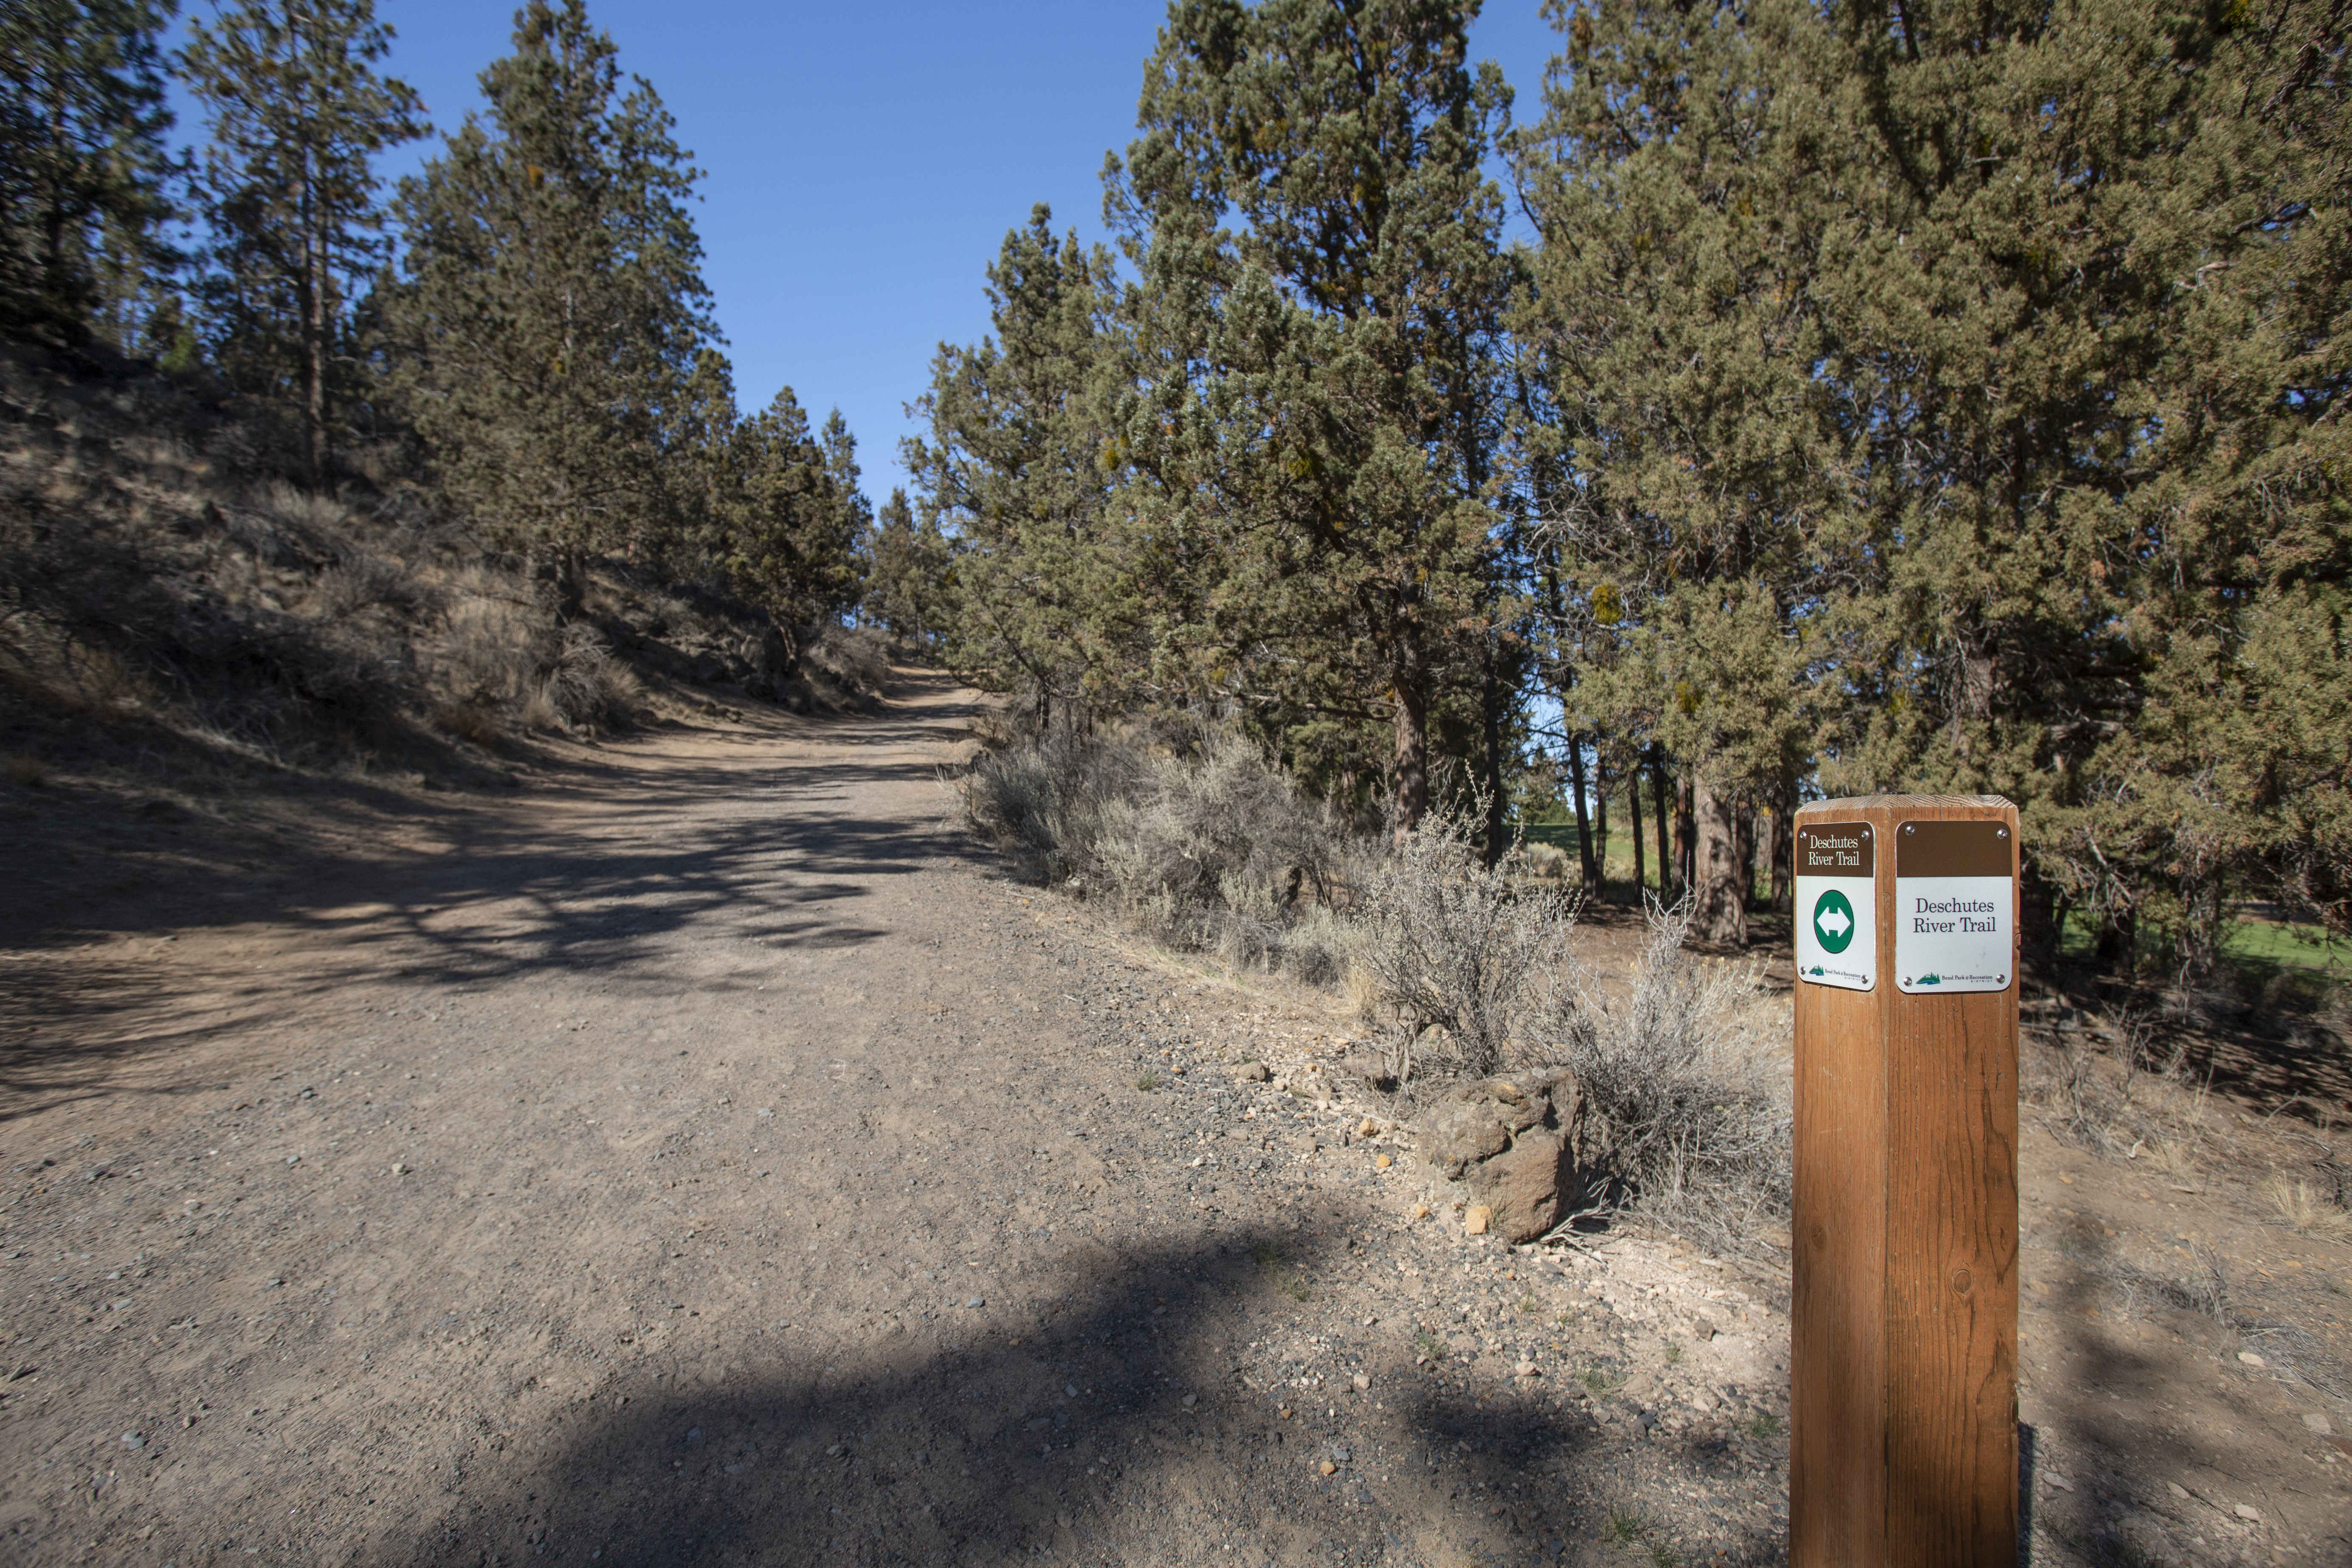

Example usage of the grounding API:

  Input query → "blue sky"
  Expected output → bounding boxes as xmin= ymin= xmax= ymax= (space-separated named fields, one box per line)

xmin=170 ymin=1 xmax=1564 ymax=497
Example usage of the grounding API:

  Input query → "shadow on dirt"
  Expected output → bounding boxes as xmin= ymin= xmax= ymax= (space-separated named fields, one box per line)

xmin=0 ymin=946 xmax=242 ymax=1121
xmin=2017 ymin=1213 xmax=2321 ymax=1561
xmin=0 ymin=675 xmax=994 ymax=1120
xmin=381 ymin=1227 xmax=1785 ymax=1567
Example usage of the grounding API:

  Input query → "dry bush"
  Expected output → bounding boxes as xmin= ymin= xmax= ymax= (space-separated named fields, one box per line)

xmin=434 ymin=595 xmax=541 ymax=711
xmin=1351 ymin=801 xmax=1572 ymax=1075
xmin=799 ymin=623 xmax=893 ymax=701
xmin=217 ymin=480 xmax=349 ymax=568
xmin=315 ymin=551 xmax=426 ymax=617
xmin=429 ymin=697 xmax=501 ymax=746
xmin=1524 ymin=896 xmax=1792 ymax=1250
xmin=425 ymin=594 xmax=634 ymax=736
xmin=961 ymin=722 xmax=1349 ymax=979
xmin=960 ymin=723 xmax=1146 ymax=884
xmin=1092 ymin=732 xmax=1351 ymax=980
xmin=1350 ymin=815 xmax=1791 ymax=1244
xmin=532 ymin=623 xmax=638 ymax=732
xmin=2027 ymin=1006 xmax=2215 ymax=1163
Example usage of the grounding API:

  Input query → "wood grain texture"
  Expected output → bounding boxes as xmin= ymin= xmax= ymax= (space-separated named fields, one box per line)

xmin=1791 ymin=820 xmax=1887 ymax=1566
xmin=1791 ymin=796 xmax=2019 ymax=1567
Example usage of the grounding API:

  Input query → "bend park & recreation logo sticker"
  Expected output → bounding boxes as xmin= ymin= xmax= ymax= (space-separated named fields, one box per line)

xmin=1893 ymin=818 xmax=2015 ymax=994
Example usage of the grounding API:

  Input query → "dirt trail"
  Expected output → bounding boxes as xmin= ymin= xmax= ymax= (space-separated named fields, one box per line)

xmin=0 ymin=676 xmax=1786 ymax=1568
xmin=2 ymin=673 xmax=2346 ymax=1568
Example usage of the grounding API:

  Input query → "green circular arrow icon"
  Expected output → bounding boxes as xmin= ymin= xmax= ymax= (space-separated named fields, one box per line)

xmin=1811 ymin=888 xmax=1857 ymax=954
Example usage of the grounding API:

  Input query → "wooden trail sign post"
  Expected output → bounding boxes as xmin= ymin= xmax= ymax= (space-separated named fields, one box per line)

xmin=1791 ymin=796 xmax=2020 ymax=1566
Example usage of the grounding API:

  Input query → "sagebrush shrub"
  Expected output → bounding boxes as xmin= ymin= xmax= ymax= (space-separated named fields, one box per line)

xmin=1351 ymin=801 xmax=1573 ymax=1076
xmin=1095 ymin=732 xmax=1347 ymax=964
xmin=534 ymin=623 xmax=637 ymax=731
xmin=961 ymin=722 xmax=1346 ymax=977
xmin=1525 ymin=895 xmax=1790 ymax=1247
xmin=800 ymin=623 xmax=894 ymax=697
xmin=960 ymin=723 xmax=1145 ymax=884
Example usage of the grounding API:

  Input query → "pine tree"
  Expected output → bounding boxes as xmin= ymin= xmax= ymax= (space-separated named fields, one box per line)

xmin=708 ymin=391 xmax=866 ymax=625
xmin=862 ymin=487 xmax=950 ymax=645
xmin=387 ymin=0 xmax=715 ymax=612
xmin=0 ymin=0 xmax=178 ymax=349
xmin=180 ymin=0 xmax=425 ymax=478
xmin=903 ymin=203 xmax=1126 ymax=727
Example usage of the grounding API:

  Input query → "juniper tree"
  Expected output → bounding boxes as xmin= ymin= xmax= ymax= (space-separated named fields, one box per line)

xmin=1754 ymin=0 xmax=2352 ymax=973
xmin=0 ymin=0 xmax=178 ymax=349
xmin=387 ymin=0 xmax=714 ymax=612
xmin=180 ymin=0 xmax=425 ymax=477
xmin=1112 ymin=0 xmax=1517 ymax=836
xmin=1509 ymin=0 xmax=1840 ymax=938
xmin=1516 ymin=0 xmax=2352 ymax=967
xmin=2044 ymin=0 xmax=2352 ymax=966
xmin=660 ymin=349 xmax=869 ymax=631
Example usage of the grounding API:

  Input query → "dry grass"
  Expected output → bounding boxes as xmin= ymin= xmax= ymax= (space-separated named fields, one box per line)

xmin=0 ymin=340 xmax=852 ymax=782
xmin=2263 ymin=1174 xmax=2352 ymax=1238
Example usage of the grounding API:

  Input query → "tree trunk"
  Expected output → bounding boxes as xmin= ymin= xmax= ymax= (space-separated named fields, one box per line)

xmin=2093 ymin=906 xmax=2138 ymax=976
xmin=1567 ymin=737 xmax=1597 ymax=891
xmin=1594 ymin=753 xmax=1611 ymax=895
xmin=302 ymin=149 xmax=327 ymax=483
xmin=2020 ymin=863 xmax=2063 ymax=980
xmin=1650 ymin=744 xmax=1674 ymax=898
xmin=1735 ymin=802 xmax=1759 ymax=912
xmin=1676 ymin=774 xmax=1697 ymax=899
xmin=1769 ymin=774 xmax=1796 ymax=913
xmin=1391 ymin=669 xmax=1429 ymax=846
xmin=1480 ymin=642 xmax=1508 ymax=867
xmin=529 ymin=548 xmax=586 ymax=623
xmin=1628 ymin=760 xmax=1647 ymax=896
xmin=1689 ymin=776 xmax=1749 ymax=946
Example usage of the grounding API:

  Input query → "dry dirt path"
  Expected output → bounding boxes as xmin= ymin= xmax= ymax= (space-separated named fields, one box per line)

xmin=0 ymin=674 xmax=1798 ymax=1568
xmin=14 ymin=674 xmax=2341 ymax=1568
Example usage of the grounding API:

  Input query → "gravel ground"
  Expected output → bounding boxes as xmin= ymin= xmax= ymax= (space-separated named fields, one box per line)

xmin=3 ymin=670 xmax=2344 ymax=1567
xmin=0 ymin=674 xmax=1789 ymax=1567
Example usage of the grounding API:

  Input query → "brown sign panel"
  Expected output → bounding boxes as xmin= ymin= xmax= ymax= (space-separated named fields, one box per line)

xmin=1797 ymin=821 xmax=1875 ymax=876
xmin=1895 ymin=819 xmax=2014 ymax=878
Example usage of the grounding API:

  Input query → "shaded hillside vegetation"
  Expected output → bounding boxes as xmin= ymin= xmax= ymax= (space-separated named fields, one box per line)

xmin=0 ymin=341 xmax=896 ymax=788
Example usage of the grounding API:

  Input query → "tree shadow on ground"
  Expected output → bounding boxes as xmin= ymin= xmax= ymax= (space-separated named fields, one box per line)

xmin=0 ymin=944 xmax=244 ymax=1123
xmin=0 ymin=676 xmax=996 ymax=1120
xmin=380 ymin=1223 xmax=1800 ymax=1568
xmin=2017 ymin=1212 xmax=2338 ymax=1564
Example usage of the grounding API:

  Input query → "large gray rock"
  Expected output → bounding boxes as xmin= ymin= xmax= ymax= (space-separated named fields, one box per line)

xmin=1425 ymin=1073 xmax=1592 ymax=1244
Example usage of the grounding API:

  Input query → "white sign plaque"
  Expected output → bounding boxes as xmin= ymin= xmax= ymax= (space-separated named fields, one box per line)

xmin=1894 ymin=819 xmax=2015 ymax=994
xmin=1794 ymin=820 xmax=1876 ymax=991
